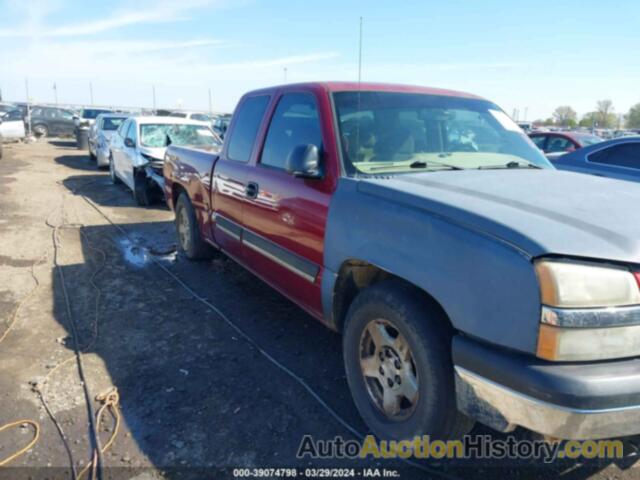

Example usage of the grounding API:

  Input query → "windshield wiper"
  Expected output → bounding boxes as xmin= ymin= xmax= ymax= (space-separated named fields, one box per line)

xmin=478 ymin=161 xmax=541 ymax=170
xmin=409 ymin=160 xmax=463 ymax=170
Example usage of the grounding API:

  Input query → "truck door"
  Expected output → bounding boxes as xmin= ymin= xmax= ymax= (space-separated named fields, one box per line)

xmin=211 ymin=95 xmax=271 ymax=261
xmin=241 ymin=91 xmax=336 ymax=318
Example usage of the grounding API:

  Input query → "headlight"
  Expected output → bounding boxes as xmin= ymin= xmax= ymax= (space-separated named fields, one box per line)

xmin=535 ymin=259 xmax=640 ymax=361
xmin=536 ymin=260 xmax=640 ymax=308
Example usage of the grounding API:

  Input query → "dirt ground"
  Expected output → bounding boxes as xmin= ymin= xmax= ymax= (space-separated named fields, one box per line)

xmin=1 ymin=139 xmax=640 ymax=480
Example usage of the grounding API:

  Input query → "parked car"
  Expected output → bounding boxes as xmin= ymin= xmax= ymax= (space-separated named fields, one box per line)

xmin=109 ymin=116 xmax=220 ymax=205
xmin=0 ymin=109 xmax=26 ymax=140
xmin=165 ymin=81 xmax=640 ymax=442
xmin=88 ymin=113 xmax=128 ymax=167
xmin=0 ymin=103 xmax=17 ymax=118
xmin=168 ymin=111 xmax=212 ymax=124
xmin=74 ymin=108 xmax=113 ymax=130
xmin=30 ymin=106 xmax=76 ymax=137
xmin=529 ymin=131 xmax=603 ymax=160
xmin=550 ymin=136 xmax=640 ymax=181
xmin=212 ymin=114 xmax=231 ymax=139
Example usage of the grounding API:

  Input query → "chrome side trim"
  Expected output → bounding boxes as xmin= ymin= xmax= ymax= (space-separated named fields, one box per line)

xmin=455 ymin=366 xmax=640 ymax=440
xmin=213 ymin=213 xmax=320 ymax=283
xmin=217 ymin=224 xmax=241 ymax=241
xmin=215 ymin=215 xmax=243 ymax=241
xmin=243 ymin=237 xmax=317 ymax=283
xmin=541 ymin=304 xmax=640 ymax=328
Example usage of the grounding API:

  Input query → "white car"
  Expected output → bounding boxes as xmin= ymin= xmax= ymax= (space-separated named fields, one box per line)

xmin=168 ymin=111 xmax=212 ymax=125
xmin=0 ymin=109 xmax=26 ymax=140
xmin=109 ymin=116 xmax=220 ymax=205
xmin=89 ymin=113 xmax=128 ymax=167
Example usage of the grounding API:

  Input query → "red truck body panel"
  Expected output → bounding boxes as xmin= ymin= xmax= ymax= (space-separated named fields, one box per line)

xmin=165 ymin=82 xmax=482 ymax=321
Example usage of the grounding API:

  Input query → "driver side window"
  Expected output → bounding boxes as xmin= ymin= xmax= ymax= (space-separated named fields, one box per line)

xmin=117 ymin=120 xmax=129 ymax=138
xmin=126 ymin=121 xmax=137 ymax=144
xmin=547 ymin=137 xmax=574 ymax=153
xmin=260 ymin=93 xmax=322 ymax=170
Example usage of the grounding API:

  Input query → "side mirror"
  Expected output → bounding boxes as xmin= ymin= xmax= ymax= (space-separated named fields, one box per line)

xmin=124 ymin=138 xmax=135 ymax=148
xmin=165 ymin=134 xmax=172 ymax=147
xmin=286 ymin=144 xmax=322 ymax=179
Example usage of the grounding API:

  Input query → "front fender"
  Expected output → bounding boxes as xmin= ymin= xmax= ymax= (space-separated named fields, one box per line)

xmin=323 ymin=178 xmax=542 ymax=355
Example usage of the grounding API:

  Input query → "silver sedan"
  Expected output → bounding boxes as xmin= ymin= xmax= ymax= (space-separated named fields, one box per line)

xmin=89 ymin=113 xmax=128 ymax=168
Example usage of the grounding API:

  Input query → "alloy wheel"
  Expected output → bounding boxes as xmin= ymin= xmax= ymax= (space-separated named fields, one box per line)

xmin=178 ymin=208 xmax=191 ymax=252
xmin=359 ymin=318 xmax=419 ymax=420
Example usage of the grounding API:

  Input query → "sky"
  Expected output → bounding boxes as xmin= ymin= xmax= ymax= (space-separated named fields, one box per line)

xmin=0 ymin=0 xmax=639 ymax=120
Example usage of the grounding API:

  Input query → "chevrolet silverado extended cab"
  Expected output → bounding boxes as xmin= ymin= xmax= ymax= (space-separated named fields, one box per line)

xmin=164 ymin=82 xmax=640 ymax=441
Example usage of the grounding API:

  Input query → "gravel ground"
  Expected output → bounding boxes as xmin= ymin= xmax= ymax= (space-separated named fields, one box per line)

xmin=1 ymin=139 xmax=640 ymax=480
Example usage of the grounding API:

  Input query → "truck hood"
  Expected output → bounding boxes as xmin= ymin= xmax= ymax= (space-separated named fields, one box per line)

xmin=359 ymin=169 xmax=640 ymax=264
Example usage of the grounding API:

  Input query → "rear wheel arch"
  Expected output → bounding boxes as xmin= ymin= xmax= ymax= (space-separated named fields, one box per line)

xmin=332 ymin=259 xmax=454 ymax=333
xmin=171 ymin=183 xmax=188 ymax=210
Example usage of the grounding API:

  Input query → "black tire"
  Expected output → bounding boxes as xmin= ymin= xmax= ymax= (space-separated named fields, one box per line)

xmin=175 ymin=193 xmax=212 ymax=260
xmin=133 ymin=171 xmax=152 ymax=206
xmin=33 ymin=124 xmax=48 ymax=138
xmin=109 ymin=155 xmax=121 ymax=184
xmin=89 ymin=150 xmax=97 ymax=162
xmin=343 ymin=280 xmax=474 ymax=441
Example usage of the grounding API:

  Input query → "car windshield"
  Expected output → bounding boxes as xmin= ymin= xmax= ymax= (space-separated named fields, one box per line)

xmin=140 ymin=123 xmax=220 ymax=148
xmin=102 ymin=117 xmax=126 ymax=131
xmin=575 ymin=134 xmax=603 ymax=146
xmin=333 ymin=91 xmax=552 ymax=175
xmin=82 ymin=109 xmax=111 ymax=119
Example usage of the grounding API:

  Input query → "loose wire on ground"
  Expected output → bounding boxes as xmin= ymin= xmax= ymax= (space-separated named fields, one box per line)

xmin=0 ymin=254 xmax=47 ymax=468
xmin=73 ymin=181 xmax=461 ymax=480
xmin=0 ymin=420 xmax=40 ymax=467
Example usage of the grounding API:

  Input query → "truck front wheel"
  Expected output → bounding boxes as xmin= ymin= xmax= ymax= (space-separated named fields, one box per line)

xmin=343 ymin=280 xmax=474 ymax=441
xmin=175 ymin=193 xmax=212 ymax=260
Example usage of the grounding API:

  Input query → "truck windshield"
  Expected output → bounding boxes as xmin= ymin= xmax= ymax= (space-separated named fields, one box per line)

xmin=140 ymin=123 xmax=220 ymax=148
xmin=333 ymin=91 xmax=552 ymax=175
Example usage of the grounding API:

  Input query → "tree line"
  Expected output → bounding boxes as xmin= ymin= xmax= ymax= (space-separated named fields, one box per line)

xmin=535 ymin=101 xmax=640 ymax=129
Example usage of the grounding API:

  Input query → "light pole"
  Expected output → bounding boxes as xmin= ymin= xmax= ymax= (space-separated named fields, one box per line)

xmin=89 ymin=82 xmax=94 ymax=105
xmin=53 ymin=82 xmax=58 ymax=105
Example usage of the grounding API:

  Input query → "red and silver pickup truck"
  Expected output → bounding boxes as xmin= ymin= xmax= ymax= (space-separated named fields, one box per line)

xmin=164 ymin=82 xmax=640 ymax=442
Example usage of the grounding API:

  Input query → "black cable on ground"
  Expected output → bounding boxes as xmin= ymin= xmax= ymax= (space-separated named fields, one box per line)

xmin=46 ymin=211 xmax=105 ymax=480
xmin=71 ymin=184 xmax=461 ymax=480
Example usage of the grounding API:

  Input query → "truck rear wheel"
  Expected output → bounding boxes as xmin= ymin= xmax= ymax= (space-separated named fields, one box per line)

xmin=343 ymin=280 xmax=474 ymax=441
xmin=175 ymin=193 xmax=212 ymax=260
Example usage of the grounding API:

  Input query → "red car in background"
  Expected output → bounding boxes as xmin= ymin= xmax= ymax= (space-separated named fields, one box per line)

xmin=528 ymin=131 xmax=603 ymax=160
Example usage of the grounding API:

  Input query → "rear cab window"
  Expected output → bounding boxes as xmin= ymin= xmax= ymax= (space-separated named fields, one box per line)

xmin=226 ymin=96 xmax=270 ymax=162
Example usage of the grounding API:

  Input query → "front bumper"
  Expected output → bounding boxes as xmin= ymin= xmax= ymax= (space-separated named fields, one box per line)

xmin=453 ymin=335 xmax=640 ymax=440
xmin=145 ymin=161 xmax=166 ymax=200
